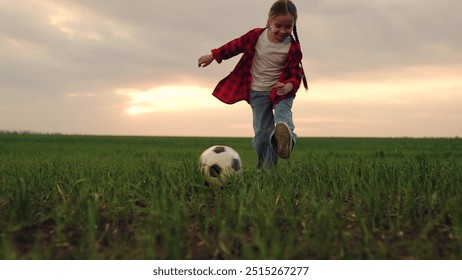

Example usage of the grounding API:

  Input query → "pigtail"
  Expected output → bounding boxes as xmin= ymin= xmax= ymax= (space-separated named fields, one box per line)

xmin=293 ymin=24 xmax=308 ymax=91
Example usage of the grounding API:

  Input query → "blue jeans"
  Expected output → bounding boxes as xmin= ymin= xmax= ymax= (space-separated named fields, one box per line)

xmin=250 ymin=90 xmax=297 ymax=169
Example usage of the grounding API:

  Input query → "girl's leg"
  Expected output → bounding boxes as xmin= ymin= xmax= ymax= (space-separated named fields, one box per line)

xmin=250 ymin=91 xmax=278 ymax=168
xmin=272 ymin=97 xmax=297 ymax=158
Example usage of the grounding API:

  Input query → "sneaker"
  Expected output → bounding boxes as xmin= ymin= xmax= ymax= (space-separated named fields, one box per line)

xmin=274 ymin=122 xmax=292 ymax=159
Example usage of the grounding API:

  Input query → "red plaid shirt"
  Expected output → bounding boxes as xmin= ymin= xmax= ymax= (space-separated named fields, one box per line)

xmin=211 ymin=28 xmax=303 ymax=105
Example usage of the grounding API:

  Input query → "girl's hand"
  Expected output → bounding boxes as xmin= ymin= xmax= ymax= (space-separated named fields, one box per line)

xmin=198 ymin=54 xmax=214 ymax=68
xmin=274 ymin=82 xmax=293 ymax=96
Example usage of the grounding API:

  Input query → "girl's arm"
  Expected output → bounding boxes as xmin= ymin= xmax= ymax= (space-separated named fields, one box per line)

xmin=198 ymin=54 xmax=214 ymax=68
xmin=282 ymin=44 xmax=304 ymax=94
xmin=274 ymin=82 xmax=294 ymax=96
xmin=198 ymin=29 xmax=260 ymax=68
xmin=270 ymin=43 xmax=304 ymax=103
xmin=210 ymin=29 xmax=261 ymax=63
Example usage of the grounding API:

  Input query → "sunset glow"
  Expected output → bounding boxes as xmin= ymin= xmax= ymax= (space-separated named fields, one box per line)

xmin=119 ymin=86 xmax=217 ymax=116
xmin=1 ymin=1 xmax=461 ymax=137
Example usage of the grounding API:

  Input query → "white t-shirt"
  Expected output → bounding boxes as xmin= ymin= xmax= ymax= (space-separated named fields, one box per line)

xmin=250 ymin=28 xmax=291 ymax=91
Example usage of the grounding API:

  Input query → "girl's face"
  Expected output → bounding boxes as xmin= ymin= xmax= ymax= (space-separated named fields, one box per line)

xmin=267 ymin=13 xmax=295 ymax=43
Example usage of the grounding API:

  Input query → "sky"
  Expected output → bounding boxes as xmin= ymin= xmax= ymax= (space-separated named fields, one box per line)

xmin=1 ymin=0 xmax=461 ymax=137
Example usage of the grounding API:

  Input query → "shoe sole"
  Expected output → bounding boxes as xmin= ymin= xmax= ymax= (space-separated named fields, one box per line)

xmin=274 ymin=122 xmax=291 ymax=159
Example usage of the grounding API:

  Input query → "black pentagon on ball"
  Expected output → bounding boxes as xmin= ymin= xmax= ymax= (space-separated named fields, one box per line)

xmin=213 ymin=146 xmax=226 ymax=154
xmin=209 ymin=164 xmax=222 ymax=177
xmin=231 ymin=158 xmax=241 ymax=171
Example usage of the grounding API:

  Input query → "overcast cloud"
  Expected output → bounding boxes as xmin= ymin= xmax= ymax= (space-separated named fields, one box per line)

xmin=1 ymin=0 xmax=461 ymax=137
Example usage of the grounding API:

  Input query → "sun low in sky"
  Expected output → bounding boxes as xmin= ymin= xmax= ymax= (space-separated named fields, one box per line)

xmin=120 ymin=86 xmax=218 ymax=116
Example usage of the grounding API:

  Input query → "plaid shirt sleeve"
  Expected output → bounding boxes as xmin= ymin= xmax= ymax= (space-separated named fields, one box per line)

xmin=270 ymin=42 xmax=303 ymax=105
xmin=210 ymin=29 xmax=260 ymax=63
xmin=210 ymin=29 xmax=262 ymax=104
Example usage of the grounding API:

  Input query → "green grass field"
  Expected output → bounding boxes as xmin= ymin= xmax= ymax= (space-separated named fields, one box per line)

xmin=1 ymin=133 xmax=461 ymax=259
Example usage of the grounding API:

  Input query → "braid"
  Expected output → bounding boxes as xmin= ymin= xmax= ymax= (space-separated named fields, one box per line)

xmin=293 ymin=24 xmax=308 ymax=90
xmin=293 ymin=24 xmax=300 ymax=44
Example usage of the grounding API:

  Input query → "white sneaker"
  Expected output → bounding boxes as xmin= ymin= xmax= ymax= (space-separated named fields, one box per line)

xmin=274 ymin=122 xmax=292 ymax=159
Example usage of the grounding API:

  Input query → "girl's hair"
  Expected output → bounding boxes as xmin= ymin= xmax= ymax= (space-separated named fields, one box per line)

xmin=267 ymin=0 xmax=308 ymax=90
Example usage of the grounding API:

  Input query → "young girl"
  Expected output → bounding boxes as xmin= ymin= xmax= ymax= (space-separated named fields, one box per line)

xmin=198 ymin=0 xmax=307 ymax=169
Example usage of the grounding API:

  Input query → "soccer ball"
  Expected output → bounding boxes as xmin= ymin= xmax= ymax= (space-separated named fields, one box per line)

xmin=199 ymin=145 xmax=243 ymax=187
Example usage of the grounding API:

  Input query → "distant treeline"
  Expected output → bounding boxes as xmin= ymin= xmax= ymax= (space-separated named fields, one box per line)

xmin=0 ymin=130 xmax=65 ymax=135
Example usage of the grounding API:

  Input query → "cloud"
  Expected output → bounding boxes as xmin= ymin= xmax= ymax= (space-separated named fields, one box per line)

xmin=293 ymin=64 xmax=462 ymax=137
xmin=301 ymin=0 xmax=462 ymax=77
xmin=3 ymin=0 xmax=461 ymax=93
xmin=0 ymin=0 xmax=461 ymax=137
